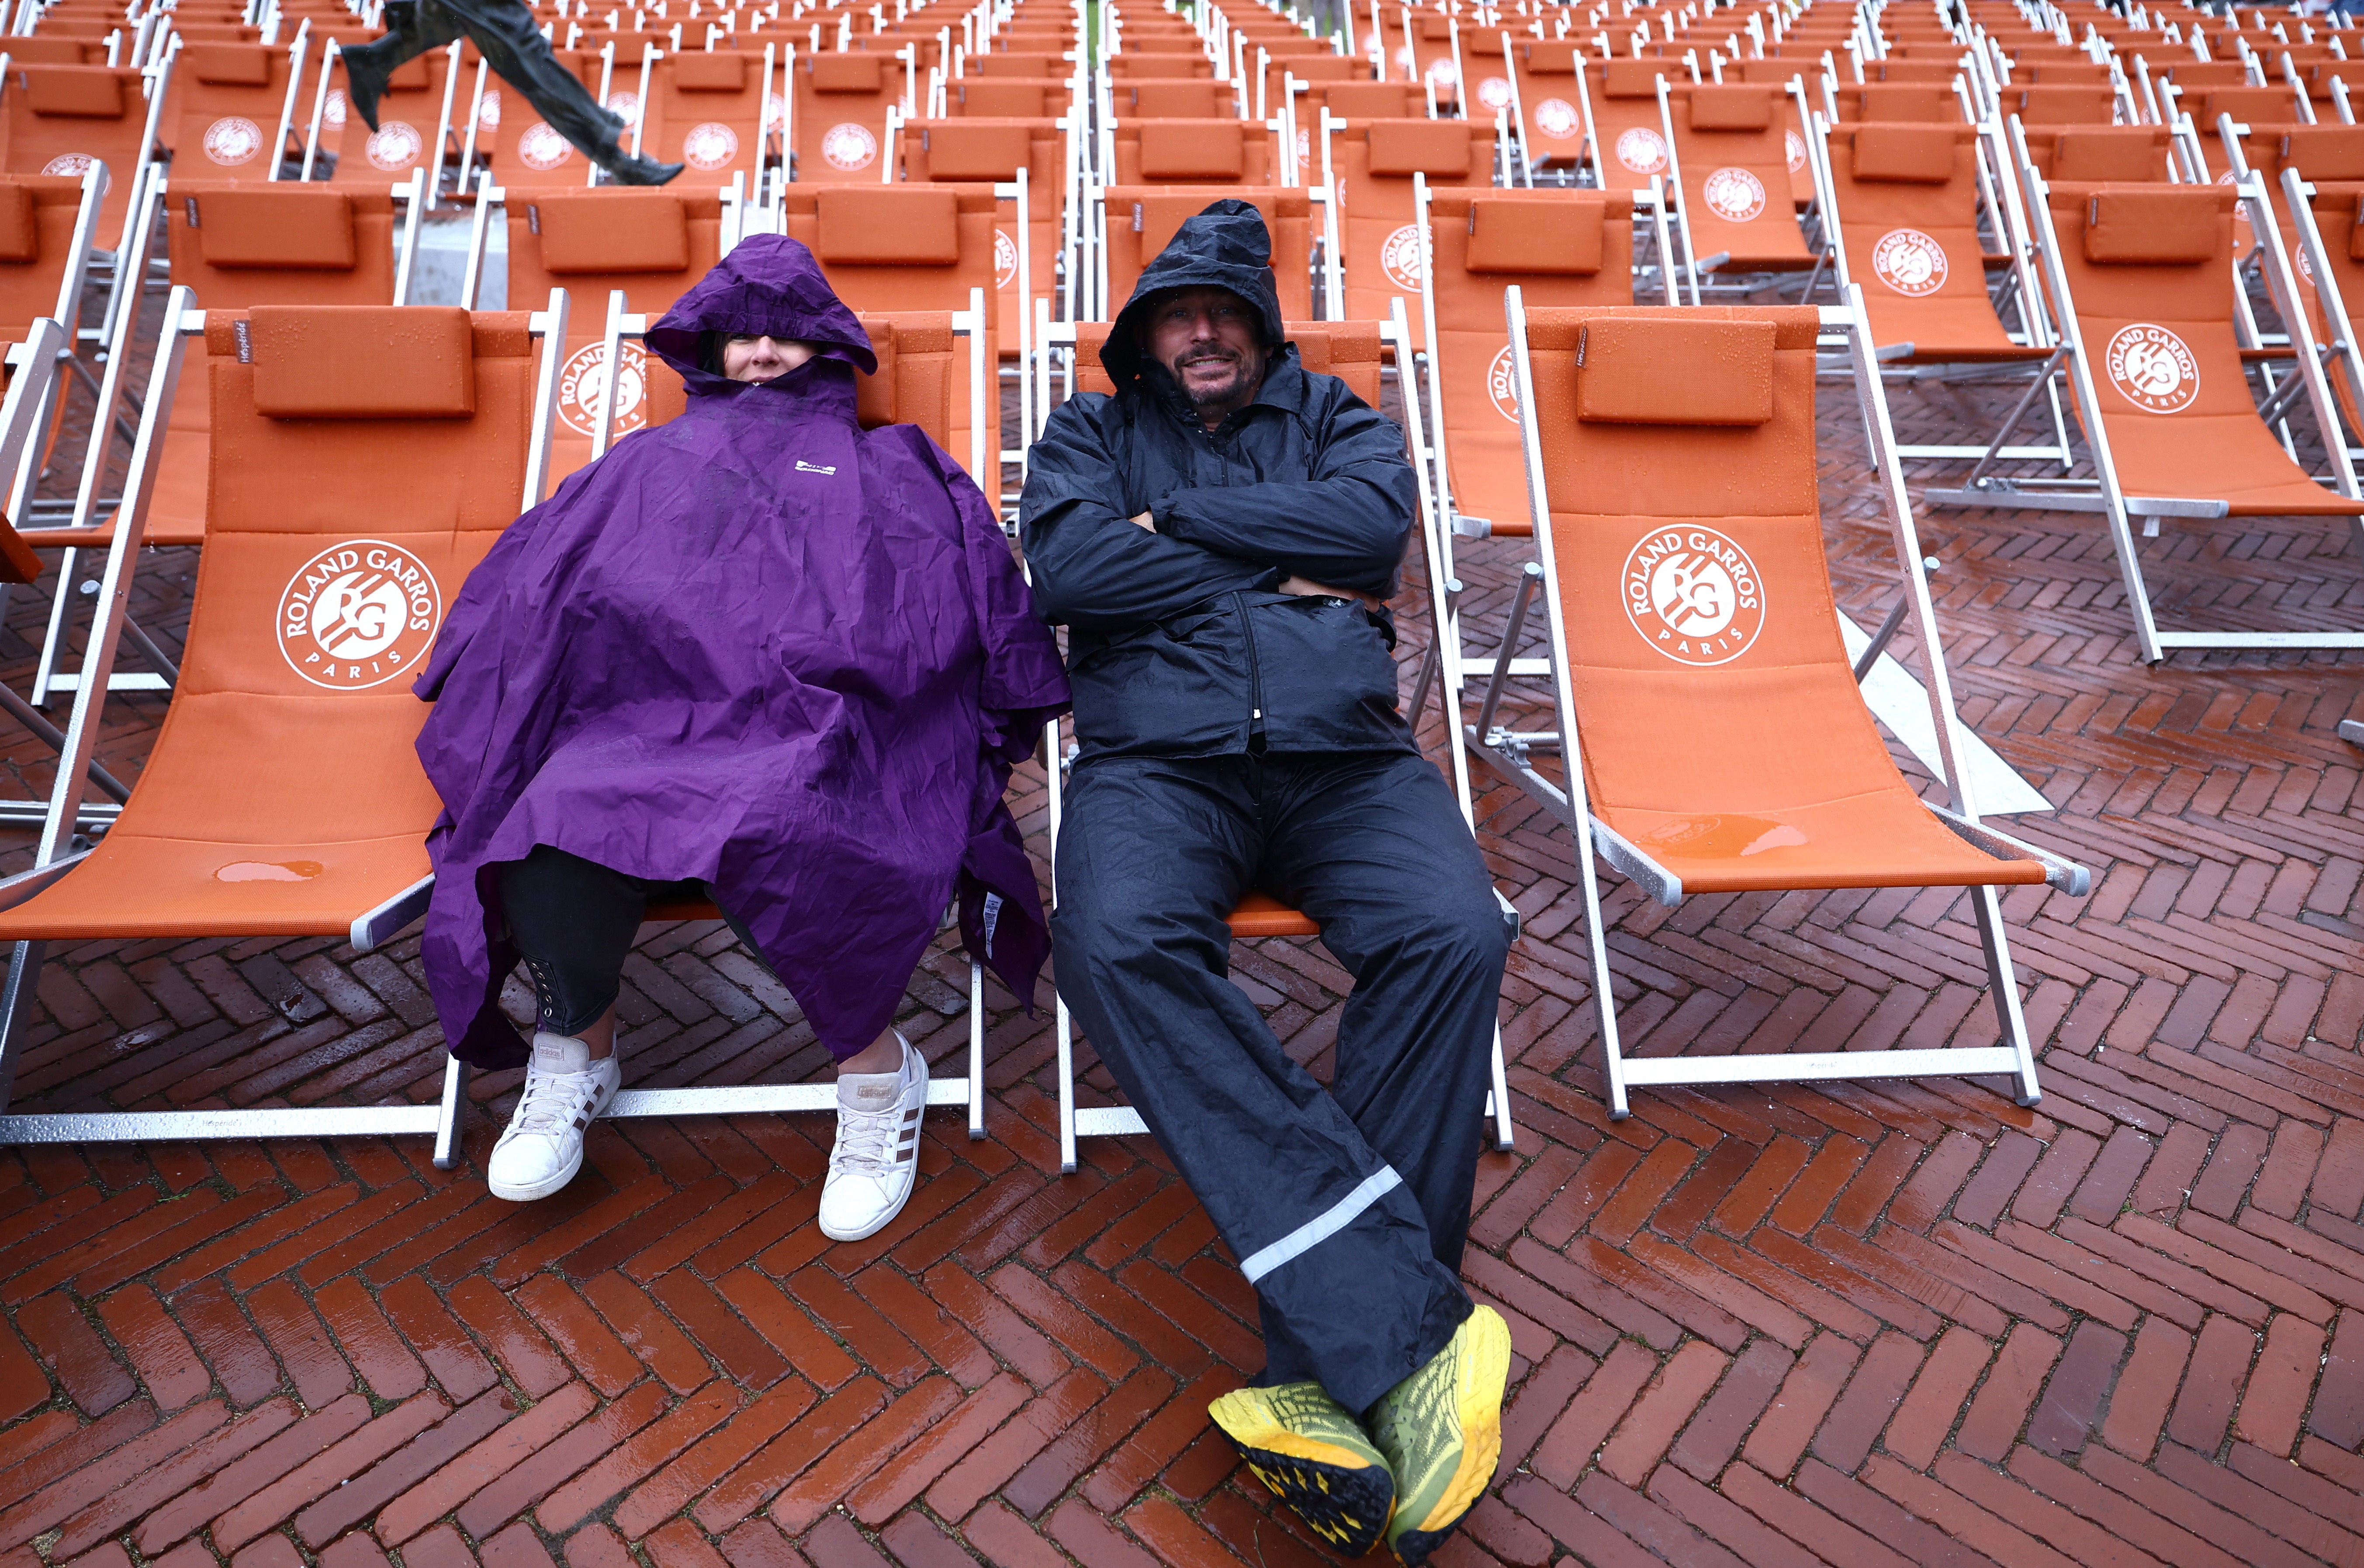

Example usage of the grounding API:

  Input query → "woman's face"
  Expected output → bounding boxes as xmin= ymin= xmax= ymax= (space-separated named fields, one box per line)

xmin=722 ymin=334 xmax=817 ymax=383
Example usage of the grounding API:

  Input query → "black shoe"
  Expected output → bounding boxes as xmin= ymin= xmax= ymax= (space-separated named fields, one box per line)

xmin=343 ymin=51 xmax=391 ymax=133
xmin=605 ymin=152 xmax=684 ymax=185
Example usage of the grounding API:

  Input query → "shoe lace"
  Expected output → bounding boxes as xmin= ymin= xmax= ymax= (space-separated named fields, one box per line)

xmin=512 ymin=1063 xmax=599 ymax=1136
xmin=831 ymin=1100 xmax=902 ymax=1177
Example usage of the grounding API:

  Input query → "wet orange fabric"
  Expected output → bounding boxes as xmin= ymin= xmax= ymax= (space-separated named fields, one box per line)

xmin=1102 ymin=187 xmax=1315 ymax=320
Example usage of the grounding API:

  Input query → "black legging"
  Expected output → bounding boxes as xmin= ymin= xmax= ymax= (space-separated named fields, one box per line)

xmin=344 ymin=0 xmax=626 ymax=169
xmin=498 ymin=844 xmax=767 ymax=1038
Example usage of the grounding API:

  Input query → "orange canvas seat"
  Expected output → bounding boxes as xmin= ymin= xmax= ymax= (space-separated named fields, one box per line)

xmin=1725 ymin=57 xmax=1821 ymax=207
xmin=163 ymin=38 xmax=306 ymax=176
xmin=1105 ymin=50 xmax=1213 ymax=79
xmin=1100 ymin=186 xmax=1315 ymax=321
xmin=1581 ymin=57 xmax=1680 ymax=193
xmin=1510 ymin=39 xmax=1585 ymax=171
xmin=779 ymin=184 xmax=1001 ymax=500
xmin=1319 ymin=115 xmax=1496 ymax=335
xmin=3 ymin=63 xmax=159 ymax=253
xmin=1478 ymin=301 xmax=2082 ymax=1112
xmin=1657 ymin=81 xmax=1817 ymax=285
xmin=0 ymin=170 xmax=105 ymax=500
xmin=792 ymin=49 xmax=903 ymax=181
xmin=639 ymin=46 xmax=776 ymax=185
xmin=0 ymin=297 xmax=564 ymax=1158
xmin=502 ymin=187 xmax=720 ymax=487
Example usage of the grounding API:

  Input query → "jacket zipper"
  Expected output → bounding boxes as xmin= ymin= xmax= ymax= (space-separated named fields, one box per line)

xmin=1232 ymin=590 xmax=1267 ymax=752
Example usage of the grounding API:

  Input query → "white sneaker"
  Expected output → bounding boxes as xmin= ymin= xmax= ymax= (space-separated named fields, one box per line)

xmin=486 ymin=1032 xmax=621 ymax=1202
xmin=819 ymin=1033 xmax=927 ymax=1241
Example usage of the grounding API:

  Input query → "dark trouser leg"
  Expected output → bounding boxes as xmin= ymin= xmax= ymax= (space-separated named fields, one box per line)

xmin=1254 ymin=751 xmax=1510 ymax=1387
xmin=1052 ymin=755 xmax=1492 ymax=1416
xmin=416 ymin=0 xmax=631 ymax=163
xmin=497 ymin=845 xmax=701 ymax=1038
xmin=336 ymin=0 xmax=464 ymax=77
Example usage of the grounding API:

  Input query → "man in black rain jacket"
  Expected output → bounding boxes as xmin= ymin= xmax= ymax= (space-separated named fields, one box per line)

xmin=1021 ymin=199 xmax=1511 ymax=1566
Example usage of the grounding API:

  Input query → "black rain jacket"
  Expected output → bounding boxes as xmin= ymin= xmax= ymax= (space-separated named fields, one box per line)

xmin=1020 ymin=199 xmax=1421 ymax=761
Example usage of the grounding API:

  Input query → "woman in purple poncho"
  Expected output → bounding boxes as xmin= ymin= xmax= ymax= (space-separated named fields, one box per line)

xmin=414 ymin=235 xmax=1069 ymax=1238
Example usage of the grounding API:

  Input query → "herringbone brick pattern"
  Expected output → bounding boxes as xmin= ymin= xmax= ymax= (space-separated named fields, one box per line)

xmin=0 ymin=328 xmax=2360 ymax=1568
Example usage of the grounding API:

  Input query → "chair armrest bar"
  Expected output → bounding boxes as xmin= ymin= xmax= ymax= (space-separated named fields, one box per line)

xmin=1924 ymin=802 xmax=2090 ymax=895
xmin=0 ymin=848 xmax=90 ymax=916
xmin=352 ymin=874 xmax=435 ymax=953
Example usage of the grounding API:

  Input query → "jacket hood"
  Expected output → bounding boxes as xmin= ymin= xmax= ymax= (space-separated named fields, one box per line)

xmin=645 ymin=235 xmax=877 ymax=393
xmin=1102 ymin=198 xmax=1286 ymax=393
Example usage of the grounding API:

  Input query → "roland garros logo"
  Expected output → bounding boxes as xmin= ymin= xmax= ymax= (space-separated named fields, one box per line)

xmin=556 ymin=341 xmax=647 ymax=438
xmin=1487 ymin=345 xmax=1519 ymax=423
xmin=1381 ymin=223 xmax=1426 ymax=290
xmin=1534 ymin=97 xmax=1578 ymax=139
xmin=1871 ymin=228 xmax=1947 ymax=297
xmin=682 ymin=122 xmax=738 ymax=170
xmin=2105 ymin=323 xmax=2198 ymax=414
xmin=821 ymin=121 xmax=877 ymax=170
xmin=203 ymin=115 xmax=265 ymax=166
xmin=1477 ymin=75 xmax=1512 ymax=111
xmin=40 ymin=153 xmax=92 ymax=176
xmin=1623 ymin=525 xmax=1765 ymax=666
xmin=518 ymin=121 xmax=572 ymax=170
xmin=476 ymin=88 xmax=500 ymax=129
xmin=994 ymin=228 xmax=1018 ymax=289
xmin=1703 ymin=166 xmax=1767 ymax=221
xmin=1786 ymin=130 xmax=1807 ymax=173
xmin=277 ymin=541 xmax=442 ymax=691
xmin=366 ymin=121 xmax=423 ymax=172
xmin=1615 ymin=126 xmax=1665 ymax=173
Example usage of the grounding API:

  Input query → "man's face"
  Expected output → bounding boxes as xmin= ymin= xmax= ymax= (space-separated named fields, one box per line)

xmin=1143 ymin=287 xmax=1265 ymax=422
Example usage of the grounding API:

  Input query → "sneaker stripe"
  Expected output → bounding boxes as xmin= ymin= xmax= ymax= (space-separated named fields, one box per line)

xmin=1239 ymin=1166 xmax=1404 ymax=1285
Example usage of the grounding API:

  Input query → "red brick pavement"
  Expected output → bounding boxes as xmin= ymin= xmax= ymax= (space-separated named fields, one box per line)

xmin=0 ymin=327 xmax=2361 ymax=1568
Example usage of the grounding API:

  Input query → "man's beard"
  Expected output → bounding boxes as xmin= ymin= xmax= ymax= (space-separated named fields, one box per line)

xmin=1177 ymin=349 xmax=1257 ymax=411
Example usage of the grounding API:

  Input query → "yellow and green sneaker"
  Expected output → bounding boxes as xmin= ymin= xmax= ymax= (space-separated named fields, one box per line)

xmin=1366 ymin=1306 xmax=1513 ymax=1565
xmin=1209 ymin=1381 xmax=1397 ymax=1556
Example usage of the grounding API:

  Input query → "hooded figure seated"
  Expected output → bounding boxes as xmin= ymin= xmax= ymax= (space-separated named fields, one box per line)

xmin=1021 ymin=200 xmax=1512 ymax=1564
xmin=415 ymin=235 xmax=1069 ymax=1240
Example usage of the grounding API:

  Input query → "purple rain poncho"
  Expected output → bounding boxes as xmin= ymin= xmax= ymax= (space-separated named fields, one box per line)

xmin=414 ymin=235 xmax=1070 ymax=1071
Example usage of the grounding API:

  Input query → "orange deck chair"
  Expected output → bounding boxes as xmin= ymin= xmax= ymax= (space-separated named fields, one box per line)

xmin=896 ymin=116 xmax=1061 ymax=348
xmin=1038 ymin=306 xmax=1518 ymax=1171
xmin=1508 ymin=38 xmax=1586 ymax=172
xmin=1319 ymin=114 xmax=1496 ymax=337
xmin=0 ymin=292 xmax=567 ymax=1161
xmin=638 ymin=45 xmax=776 ymax=187
xmin=792 ymin=49 xmax=906 ymax=181
xmin=1928 ymin=167 xmax=2364 ymax=660
xmin=1580 ymin=57 xmax=1682 ymax=193
xmin=1657 ymin=79 xmax=1820 ymax=297
xmin=1480 ymin=297 xmax=2086 ymax=1114
xmin=0 ymin=168 xmax=106 ymax=530
xmin=498 ymin=186 xmax=720 ymax=489
xmin=2243 ymin=127 xmax=2364 ymax=447
xmin=161 ymin=36 xmax=309 ymax=178
xmin=1099 ymin=186 xmax=1317 ymax=321
xmin=310 ymin=39 xmax=458 ymax=194
xmin=2 ymin=60 xmax=166 ymax=264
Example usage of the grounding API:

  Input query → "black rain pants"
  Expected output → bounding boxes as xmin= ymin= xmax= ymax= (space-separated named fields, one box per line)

xmin=1051 ymin=750 xmax=1510 ymax=1416
xmin=346 ymin=0 xmax=624 ymax=170
xmin=499 ymin=845 xmax=762 ymax=1039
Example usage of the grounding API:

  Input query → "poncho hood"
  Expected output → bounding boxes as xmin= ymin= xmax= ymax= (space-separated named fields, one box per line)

xmin=644 ymin=233 xmax=879 ymax=391
xmin=1102 ymin=198 xmax=1287 ymax=393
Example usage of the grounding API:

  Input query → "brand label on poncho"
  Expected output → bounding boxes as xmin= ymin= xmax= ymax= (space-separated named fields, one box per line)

xmin=1623 ymin=525 xmax=1765 ymax=666
xmin=277 ymin=540 xmax=443 ymax=690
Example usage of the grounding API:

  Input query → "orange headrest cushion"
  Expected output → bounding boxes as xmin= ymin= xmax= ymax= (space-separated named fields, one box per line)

xmin=1366 ymin=118 xmax=1473 ymax=177
xmin=185 ymin=42 xmax=271 ymax=84
xmin=2279 ymin=126 xmax=2364 ymax=182
xmin=1466 ymin=196 xmax=1604 ymax=274
xmin=1137 ymin=120 xmax=1243 ymax=179
xmin=809 ymin=52 xmax=883 ymax=93
xmin=0 ymin=184 xmax=36 ymax=266
xmin=531 ymin=192 xmax=690 ymax=272
xmin=1850 ymin=123 xmax=1959 ymax=182
xmin=1687 ymin=85 xmax=1773 ymax=131
xmin=2082 ymin=187 xmax=2222 ymax=264
xmin=1131 ymin=193 xmax=1273 ymax=260
xmin=246 ymin=307 xmax=476 ymax=419
xmin=2046 ymin=128 xmax=2173 ymax=183
xmin=1576 ymin=317 xmax=1776 ymax=425
xmin=1600 ymin=58 xmax=1669 ymax=98
xmin=921 ymin=121 xmax=1034 ymax=180
xmin=672 ymin=50 xmax=748 ymax=91
xmin=21 ymin=65 xmax=124 ymax=117
xmin=190 ymin=188 xmax=359 ymax=269
xmin=815 ymin=187 xmax=960 ymax=264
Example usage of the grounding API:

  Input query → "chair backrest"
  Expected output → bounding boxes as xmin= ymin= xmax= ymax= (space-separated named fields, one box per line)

xmin=164 ymin=38 xmax=295 ymax=171
xmin=969 ymin=52 xmax=1068 ymax=77
xmin=1111 ymin=117 xmax=1280 ymax=183
xmin=2019 ymin=124 xmax=2179 ymax=181
xmin=946 ymin=76 xmax=1068 ymax=116
xmin=1511 ymin=40 xmax=1584 ymax=168
xmin=1516 ymin=306 xmax=1898 ymax=819
xmin=507 ymin=188 xmax=720 ymax=480
xmin=1584 ymin=58 xmax=1679 ymax=192
xmin=1830 ymin=82 xmax=1963 ymax=122
xmin=1424 ymin=189 xmax=1639 ymax=535
xmin=1070 ymin=315 xmax=1382 ymax=404
xmin=1661 ymin=83 xmax=1813 ymax=267
xmin=1101 ymin=185 xmax=1315 ymax=320
xmin=167 ymin=181 xmax=399 ymax=306
xmin=644 ymin=48 xmax=772 ymax=183
xmin=3 ymin=65 xmax=149 ymax=242
xmin=113 ymin=307 xmax=540 ymax=868
xmin=0 ymin=173 xmax=97 ymax=345
xmin=1724 ymin=59 xmax=1819 ymax=204
xmin=328 ymin=43 xmax=450 ymax=187
xmin=1116 ymin=76 xmax=1236 ymax=117
xmin=898 ymin=117 xmax=1063 ymax=338
xmin=793 ymin=49 xmax=901 ymax=180
xmin=2005 ymin=83 xmax=2119 ymax=124
xmin=2045 ymin=180 xmax=2318 ymax=505
xmin=1106 ymin=50 xmax=1213 ymax=79
xmin=478 ymin=48 xmax=605 ymax=190
xmin=1325 ymin=116 xmax=1497 ymax=331
xmin=1823 ymin=124 xmax=2014 ymax=355
xmin=1291 ymin=79 xmax=1423 ymax=119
